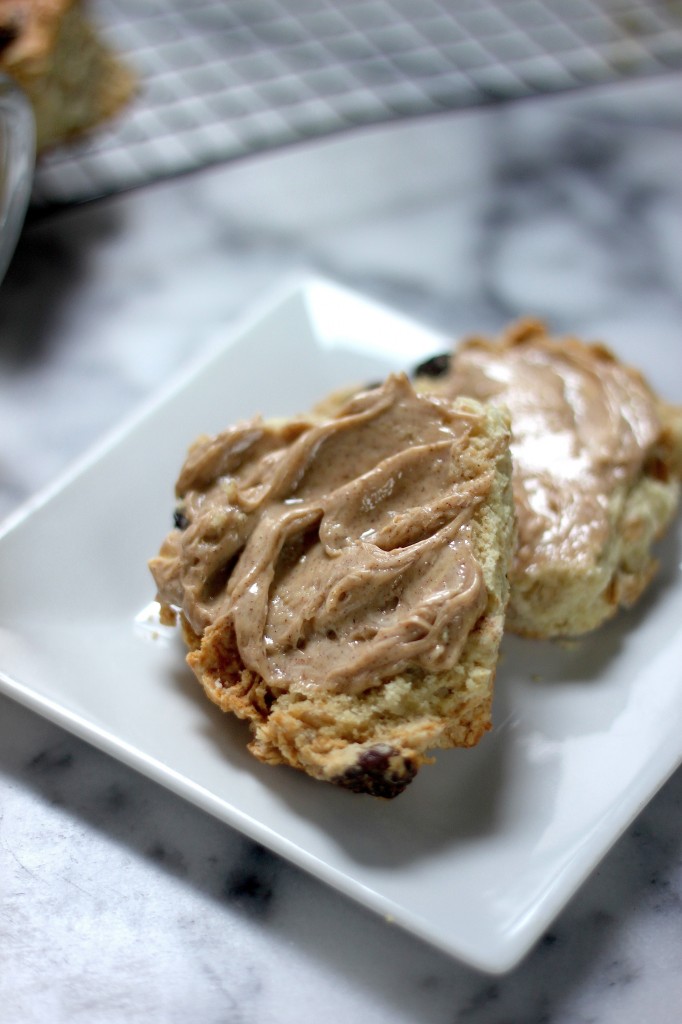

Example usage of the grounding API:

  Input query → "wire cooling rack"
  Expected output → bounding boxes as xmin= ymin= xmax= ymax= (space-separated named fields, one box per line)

xmin=31 ymin=0 xmax=682 ymax=206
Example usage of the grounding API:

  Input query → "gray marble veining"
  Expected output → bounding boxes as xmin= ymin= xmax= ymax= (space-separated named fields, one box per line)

xmin=1 ymin=72 xmax=681 ymax=1022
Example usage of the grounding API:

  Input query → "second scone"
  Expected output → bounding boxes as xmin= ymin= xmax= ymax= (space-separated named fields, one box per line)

xmin=415 ymin=320 xmax=682 ymax=639
xmin=149 ymin=374 xmax=515 ymax=797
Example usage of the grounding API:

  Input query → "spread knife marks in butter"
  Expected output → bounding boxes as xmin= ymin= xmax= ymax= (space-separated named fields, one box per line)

xmin=150 ymin=375 xmax=503 ymax=696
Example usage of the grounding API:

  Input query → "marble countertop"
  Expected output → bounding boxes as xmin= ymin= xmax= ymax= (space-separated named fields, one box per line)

xmin=1 ymin=72 xmax=681 ymax=1022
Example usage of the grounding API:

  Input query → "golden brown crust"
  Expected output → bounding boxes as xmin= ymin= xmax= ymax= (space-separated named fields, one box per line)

xmin=188 ymin=625 xmax=498 ymax=798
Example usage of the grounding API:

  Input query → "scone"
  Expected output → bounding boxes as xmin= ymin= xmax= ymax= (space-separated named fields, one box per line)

xmin=149 ymin=374 xmax=515 ymax=797
xmin=414 ymin=319 xmax=682 ymax=639
xmin=0 ymin=0 xmax=136 ymax=152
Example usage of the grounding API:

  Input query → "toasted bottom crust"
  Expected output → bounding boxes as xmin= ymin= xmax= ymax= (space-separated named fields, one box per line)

xmin=184 ymin=611 xmax=501 ymax=798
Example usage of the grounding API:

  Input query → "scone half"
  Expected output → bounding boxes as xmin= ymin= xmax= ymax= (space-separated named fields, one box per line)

xmin=414 ymin=319 xmax=682 ymax=639
xmin=150 ymin=374 xmax=515 ymax=797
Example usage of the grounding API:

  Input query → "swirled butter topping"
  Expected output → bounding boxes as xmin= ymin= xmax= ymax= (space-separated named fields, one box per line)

xmin=443 ymin=322 xmax=662 ymax=575
xmin=150 ymin=374 xmax=502 ymax=696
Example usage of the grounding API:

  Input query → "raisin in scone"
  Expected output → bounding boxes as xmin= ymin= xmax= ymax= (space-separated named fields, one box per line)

xmin=414 ymin=319 xmax=682 ymax=639
xmin=149 ymin=374 xmax=515 ymax=797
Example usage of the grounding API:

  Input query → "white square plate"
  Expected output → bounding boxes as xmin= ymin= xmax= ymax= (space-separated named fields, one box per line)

xmin=1 ymin=278 xmax=681 ymax=973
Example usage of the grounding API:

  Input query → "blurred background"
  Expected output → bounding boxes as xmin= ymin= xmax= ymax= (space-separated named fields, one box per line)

xmin=30 ymin=0 xmax=682 ymax=206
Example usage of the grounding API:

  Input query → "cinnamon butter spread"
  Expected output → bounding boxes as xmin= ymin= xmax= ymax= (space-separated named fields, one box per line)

xmin=444 ymin=326 xmax=661 ymax=575
xmin=150 ymin=374 xmax=500 ymax=697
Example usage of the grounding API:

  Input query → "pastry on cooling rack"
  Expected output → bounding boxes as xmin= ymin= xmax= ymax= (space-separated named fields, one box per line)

xmin=0 ymin=0 xmax=136 ymax=152
xmin=149 ymin=374 xmax=515 ymax=797
xmin=414 ymin=319 xmax=682 ymax=639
